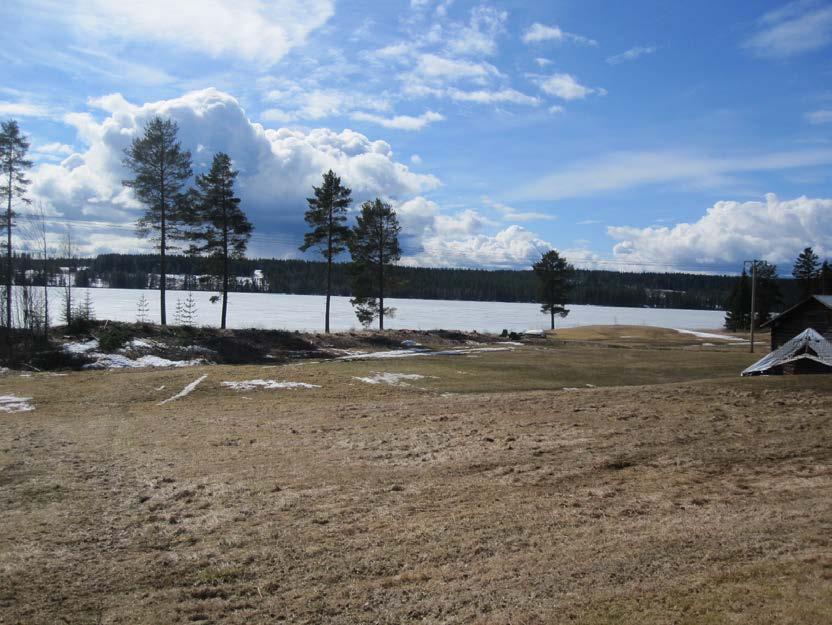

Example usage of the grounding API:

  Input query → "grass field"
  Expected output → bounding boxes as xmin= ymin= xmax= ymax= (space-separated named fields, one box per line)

xmin=1 ymin=327 xmax=830 ymax=624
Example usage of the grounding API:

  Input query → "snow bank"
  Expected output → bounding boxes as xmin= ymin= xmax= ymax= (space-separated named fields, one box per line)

xmin=84 ymin=354 xmax=205 ymax=369
xmin=354 ymin=372 xmax=426 ymax=386
xmin=0 ymin=395 xmax=34 ymax=413
xmin=222 ymin=379 xmax=321 ymax=391
xmin=674 ymin=329 xmax=746 ymax=342
xmin=63 ymin=339 xmax=99 ymax=354
xmin=339 ymin=346 xmax=513 ymax=361
xmin=159 ymin=375 xmax=208 ymax=405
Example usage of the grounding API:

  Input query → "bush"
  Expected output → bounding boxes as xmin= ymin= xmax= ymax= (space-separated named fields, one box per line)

xmin=97 ymin=325 xmax=131 ymax=353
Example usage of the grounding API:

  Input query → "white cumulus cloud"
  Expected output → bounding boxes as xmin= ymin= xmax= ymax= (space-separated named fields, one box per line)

xmin=535 ymin=73 xmax=606 ymax=101
xmin=30 ymin=88 xmax=440 ymax=254
xmin=608 ymin=194 xmax=832 ymax=269
xmin=407 ymin=224 xmax=553 ymax=269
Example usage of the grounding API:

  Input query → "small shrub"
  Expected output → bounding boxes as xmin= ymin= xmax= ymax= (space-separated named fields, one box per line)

xmin=98 ymin=325 xmax=130 ymax=352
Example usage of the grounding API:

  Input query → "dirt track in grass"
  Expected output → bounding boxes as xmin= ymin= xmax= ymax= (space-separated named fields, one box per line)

xmin=1 ymin=333 xmax=830 ymax=624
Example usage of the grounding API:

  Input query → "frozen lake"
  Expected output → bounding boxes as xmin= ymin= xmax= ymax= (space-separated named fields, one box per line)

xmin=39 ymin=287 xmax=727 ymax=332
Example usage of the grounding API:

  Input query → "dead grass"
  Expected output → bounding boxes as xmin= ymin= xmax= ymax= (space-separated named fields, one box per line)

xmin=0 ymin=335 xmax=830 ymax=624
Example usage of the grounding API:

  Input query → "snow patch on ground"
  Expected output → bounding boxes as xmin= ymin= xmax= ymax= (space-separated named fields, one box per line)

xmin=222 ymin=379 xmax=321 ymax=391
xmin=63 ymin=338 xmax=204 ymax=369
xmin=84 ymin=354 xmax=205 ymax=370
xmin=354 ymin=372 xmax=426 ymax=386
xmin=180 ymin=345 xmax=217 ymax=355
xmin=0 ymin=395 xmax=34 ymax=413
xmin=497 ymin=341 xmax=524 ymax=346
xmin=339 ymin=346 xmax=513 ymax=361
xmin=674 ymin=329 xmax=746 ymax=342
xmin=63 ymin=339 xmax=99 ymax=354
xmin=159 ymin=375 xmax=208 ymax=405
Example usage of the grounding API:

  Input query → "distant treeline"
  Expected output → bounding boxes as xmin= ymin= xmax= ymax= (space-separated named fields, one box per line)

xmin=9 ymin=252 xmax=807 ymax=311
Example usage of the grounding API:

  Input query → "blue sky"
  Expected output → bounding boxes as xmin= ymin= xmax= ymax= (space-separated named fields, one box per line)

xmin=2 ymin=0 xmax=832 ymax=272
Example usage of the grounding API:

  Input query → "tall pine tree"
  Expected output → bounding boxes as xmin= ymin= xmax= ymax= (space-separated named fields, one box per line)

xmin=820 ymin=260 xmax=832 ymax=296
xmin=300 ymin=170 xmax=352 ymax=333
xmin=533 ymin=250 xmax=574 ymax=330
xmin=792 ymin=246 xmax=820 ymax=299
xmin=724 ymin=270 xmax=750 ymax=331
xmin=0 ymin=120 xmax=32 ymax=330
xmin=753 ymin=261 xmax=782 ymax=327
xmin=347 ymin=198 xmax=401 ymax=329
xmin=123 ymin=117 xmax=192 ymax=325
xmin=185 ymin=153 xmax=252 ymax=329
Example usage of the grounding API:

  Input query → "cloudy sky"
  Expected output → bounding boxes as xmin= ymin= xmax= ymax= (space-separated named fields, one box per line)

xmin=3 ymin=0 xmax=832 ymax=272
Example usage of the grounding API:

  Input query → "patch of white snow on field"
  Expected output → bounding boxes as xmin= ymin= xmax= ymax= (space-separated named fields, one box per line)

xmin=84 ymin=354 xmax=205 ymax=369
xmin=674 ymin=329 xmax=746 ymax=342
xmin=0 ymin=395 xmax=34 ymax=413
xmin=127 ymin=338 xmax=155 ymax=349
xmin=159 ymin=375 xmax=208 ymax=405
xmin=63 ymin=339 xmax=99 ymax=354
xmin=222 ymin=379 xmax=321 ymax=391
xmin=354 ymin=372 xmax=426 ymax=386
xmin=339 ymin=346 xmax=513 ymax=361
xmin=497 ymin=341 xmax=524 ymax=346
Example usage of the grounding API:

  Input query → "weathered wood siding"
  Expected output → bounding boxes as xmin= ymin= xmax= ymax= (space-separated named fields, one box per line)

xmin=771 ymin=299 xmax=832 ymax=349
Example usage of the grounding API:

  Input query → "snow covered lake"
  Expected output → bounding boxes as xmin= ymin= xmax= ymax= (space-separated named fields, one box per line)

xmin=41 ymin=287 xmax=727 ymax=332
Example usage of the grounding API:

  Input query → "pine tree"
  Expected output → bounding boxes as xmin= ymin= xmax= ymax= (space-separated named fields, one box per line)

xmin=173 ymin=298 xmax=183 ymax=325
xmin=185 ymin=153 xmax=251 ymax=329
xmin=792 ymin=247 xmax=820 ymax=299
xmin=533 ymin=250 xmax=574 ymax=330
xmin=820 ymin=260 xmax=832 ymax=296
xmin=0 ymin=120 xmax=33 ymax=330
xmin=347 ymin=198 xmax=401 ymax=329
xmin=753 ymin=261 xmax=782 ymax=327
xmin=299 ymin=170 xmax=352 ymax=333
xmin=136 ymin=294 xmax=150 ymax=323
xmin=724 ymin=270 xmax=750 ymax=331
xmin=123 ymin=117 xmax=192 ymax=326
xmin=181 ymin=292 xmax=198 ymax=327
xmin=77 ymin=289 xmax=94 ymax=321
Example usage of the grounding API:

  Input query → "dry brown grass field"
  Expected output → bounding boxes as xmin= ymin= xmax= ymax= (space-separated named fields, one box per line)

xmin=1 ymin=327 xmax=830 ymax=624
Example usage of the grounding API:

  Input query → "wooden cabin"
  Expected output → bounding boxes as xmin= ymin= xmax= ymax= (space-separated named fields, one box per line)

xmin=762 ymin=295 xmax=832 ymax=350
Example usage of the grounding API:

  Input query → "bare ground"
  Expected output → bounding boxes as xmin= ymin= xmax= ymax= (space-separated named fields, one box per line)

xmin=1 ymin=333 xmax=830 ymax=624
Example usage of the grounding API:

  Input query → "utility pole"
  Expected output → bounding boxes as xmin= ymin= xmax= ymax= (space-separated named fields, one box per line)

xmin=744 ymin=259 xmax=758 ymax=354
xmin=750 ymin=261 xmax=757 ymax=353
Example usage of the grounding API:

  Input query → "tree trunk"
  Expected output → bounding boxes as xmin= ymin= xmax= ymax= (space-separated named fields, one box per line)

xmin=550 ymin=309 xmax=554 ymax=330
xmin=43 ymin=265 xmax=49 ymax=336
xmin=378 ymin=224 xmax=384 ymax=331
xmin=221 ymin=212 xmax=229 ymax=330
xmin=6 ymin=174 xmax=12 ymax=331
xmin=324 ymin=210 xmax=332 ymax=334
xmin=159 ymin=186 xmax=167 ymax=326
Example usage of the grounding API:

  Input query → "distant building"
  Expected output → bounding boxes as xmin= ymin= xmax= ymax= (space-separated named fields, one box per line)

xmin=762 ymin=295 xmax=832 ymax=350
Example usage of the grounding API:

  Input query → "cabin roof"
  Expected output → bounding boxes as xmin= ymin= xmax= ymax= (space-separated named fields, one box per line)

xmin=742 ymin=328 xmax=832 ymax=376
xmin=761 ymin=294 xmax=832 ymax=328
